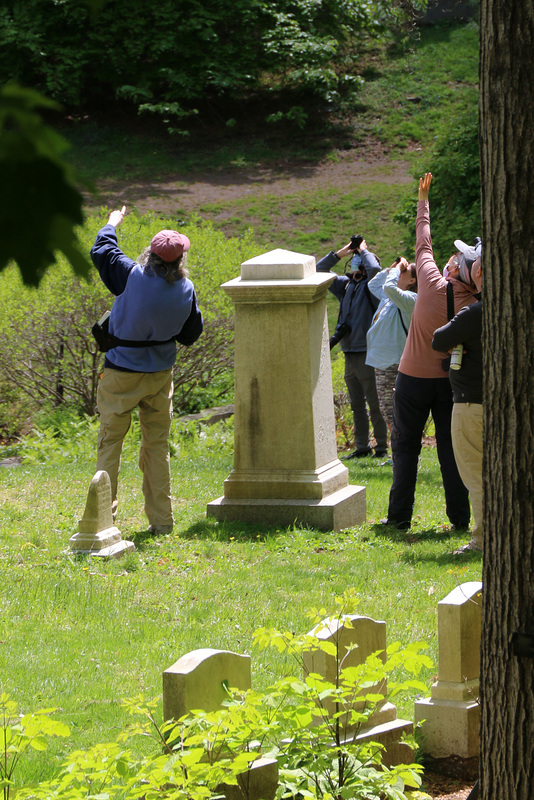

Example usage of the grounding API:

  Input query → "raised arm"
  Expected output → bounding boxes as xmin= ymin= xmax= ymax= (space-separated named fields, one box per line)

xmin=90 ymin=206 xmax=136 ymax=295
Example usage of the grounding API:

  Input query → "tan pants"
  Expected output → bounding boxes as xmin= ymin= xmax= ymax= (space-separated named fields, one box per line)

xmin=96 ymin=368 xmax=174 ymax=528
xmin=451 ymin=402 xmax=483 ymax=548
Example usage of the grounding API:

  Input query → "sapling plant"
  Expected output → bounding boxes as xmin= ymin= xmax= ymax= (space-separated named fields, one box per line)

xmin=14 ymin=591 xmax=433 ymax=800
xmin=0 ymin=693 xmax=70 ymax=800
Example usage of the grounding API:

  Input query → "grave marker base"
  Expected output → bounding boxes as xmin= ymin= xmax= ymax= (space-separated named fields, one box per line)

xmin=207 ymin=484 xmax=366 ymax=532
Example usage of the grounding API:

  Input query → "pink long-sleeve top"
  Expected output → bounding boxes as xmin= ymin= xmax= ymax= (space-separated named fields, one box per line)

xmin=398 ymin=200 xmax=478 ymax=379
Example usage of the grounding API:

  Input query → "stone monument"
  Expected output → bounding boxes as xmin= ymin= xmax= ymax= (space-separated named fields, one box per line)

xmin=69 ymin=470 xmax=135 ymax=558
xmin=414 ymin=581 xmax=482 ymax=760
xmin=163 ymin=648 xmax=252 ymax=722
xmin=207 ymin=248 xmax=366 ymax=532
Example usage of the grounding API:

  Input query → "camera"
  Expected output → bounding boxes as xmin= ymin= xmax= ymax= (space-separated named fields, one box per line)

xmin=350 ymin=266 xmax=367 ymax=281
xmin=329 ymin=321 xmax=350 ymax=350
xmin=350 ymin=234 xmax=364 ymax=251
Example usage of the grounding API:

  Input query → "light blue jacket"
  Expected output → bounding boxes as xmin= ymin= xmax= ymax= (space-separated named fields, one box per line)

xmin=365 ymin=268 xmax=417 ymax=370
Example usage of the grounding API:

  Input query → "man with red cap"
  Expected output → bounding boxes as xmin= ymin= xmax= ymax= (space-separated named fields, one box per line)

xmin=90 ymin=206 xmax=203 ymax=534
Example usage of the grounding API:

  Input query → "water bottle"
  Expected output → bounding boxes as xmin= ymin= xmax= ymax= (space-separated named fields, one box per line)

xmin=450 ymin=344 xmax=464 ymax=370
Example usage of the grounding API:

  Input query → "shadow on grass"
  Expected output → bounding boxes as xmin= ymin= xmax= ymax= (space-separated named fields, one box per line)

xmin=130 ymin=517 xmax=293 ymax=548
xmin=371 ymin=521 xmax=483 ymax=565
xmin=404 ymin=548 xmax=483 ymax=566
xmin=181 ymin=517 xmax=305 ymax=543
xmin=371 ymin=523 xmax=455 ymax=543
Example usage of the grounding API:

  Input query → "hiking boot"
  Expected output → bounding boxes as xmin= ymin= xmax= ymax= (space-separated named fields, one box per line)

xmin=343 ymin=448 xmax=372 ymax=460
xmin=380 ymin=517 xmax=411 ymax=531
xmin=373 ymin=449 xmax=388 ymax=458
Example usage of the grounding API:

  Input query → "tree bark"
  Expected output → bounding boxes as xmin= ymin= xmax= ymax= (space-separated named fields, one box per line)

xmin=479 ymin=1 xmax=534 ymax=798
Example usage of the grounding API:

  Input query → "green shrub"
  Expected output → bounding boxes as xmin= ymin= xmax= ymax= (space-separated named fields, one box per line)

xmin=0 ymin=0 xmax=426 ymax=130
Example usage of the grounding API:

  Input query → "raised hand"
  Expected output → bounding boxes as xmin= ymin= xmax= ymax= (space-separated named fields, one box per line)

xmin=107 ymin=205 xmax=127 ymax=228
xmin=418 ymin=173 xmax=433 ymax=202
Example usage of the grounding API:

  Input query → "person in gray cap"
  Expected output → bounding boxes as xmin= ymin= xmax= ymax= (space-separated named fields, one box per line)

xmin=432 ymin=249 xmax=483 ymax=553
xmin=316 ymin=235 xmax=388 ymax=459
xmin=91 ymin=206 xmax=203 ymax=534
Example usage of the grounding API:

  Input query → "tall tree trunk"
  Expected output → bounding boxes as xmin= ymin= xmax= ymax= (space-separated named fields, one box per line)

xmin=479 ymin=1 xmax=534 ymax=797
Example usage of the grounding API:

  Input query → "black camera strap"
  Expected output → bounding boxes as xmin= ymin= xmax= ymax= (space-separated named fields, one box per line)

xmin=397 ymin=306 xmax=409 ymax=336
xmin=440 ymin=281 xmax=457 ymax=372
xmin=446 ymin=280 xmax=455 ymax=320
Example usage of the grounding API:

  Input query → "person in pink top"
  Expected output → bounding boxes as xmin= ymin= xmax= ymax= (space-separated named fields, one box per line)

xmin=382 ymin=173 xmax=479 ymax=530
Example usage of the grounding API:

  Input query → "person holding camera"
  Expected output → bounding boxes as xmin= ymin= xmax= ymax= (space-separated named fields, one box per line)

xmin=317 ymin=236 xmax=388 ymax=459
xmin=366 ymin=257 xmax=418 ymax=433
xmin=382 ymin=173 xmax=479 ymax=531
xmin=90 ymin=206 xmax=203 ymax=534
xmin=432 ymin=253 xmax=483 ymax=553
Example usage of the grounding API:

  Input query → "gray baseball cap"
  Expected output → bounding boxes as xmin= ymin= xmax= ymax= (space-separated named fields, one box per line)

xmin=454 ymin=239 xmax=480 ymax=284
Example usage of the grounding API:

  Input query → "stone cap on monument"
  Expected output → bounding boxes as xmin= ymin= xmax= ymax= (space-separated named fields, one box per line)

xmin=240 ymin=248 xmax=316 ymax=281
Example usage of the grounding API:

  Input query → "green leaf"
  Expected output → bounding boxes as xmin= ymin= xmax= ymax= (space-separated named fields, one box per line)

xmin=0 ymin=84 xmax=91 ymax=284
xmin=29 ymin=734 xmax=48 ymax=751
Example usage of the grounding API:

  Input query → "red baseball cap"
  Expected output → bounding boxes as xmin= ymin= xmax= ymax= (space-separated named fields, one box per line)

xmin=150 ymin=230 xmax=191 ymax=262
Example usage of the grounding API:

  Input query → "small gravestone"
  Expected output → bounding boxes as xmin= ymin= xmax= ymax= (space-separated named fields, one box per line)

xmin=221 ymin=757 xmax=279 ymax=800
xmin=415 ymin=582 xmax=482 ymax=761
xmin=163 ymin=648 xmax=252 ymax=721
xmin=69 ymin=470 xmax=135 ymax=558
xmin=163 ymin=649 xmax=277 ymax=800
xmin=303 ymin=615 xmax=414 ymax=767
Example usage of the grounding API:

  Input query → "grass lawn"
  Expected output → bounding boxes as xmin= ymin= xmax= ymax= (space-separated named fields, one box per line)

xmin=0 ymin=418 xmax=482 ymax=786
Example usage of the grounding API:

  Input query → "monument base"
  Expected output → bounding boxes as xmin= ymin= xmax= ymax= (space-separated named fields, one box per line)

xmin=349 ymin=717 xmax=414 ymax=768
xmin=207 ymin=484 xmax=365 ymax=532
xmin=70 ymin=527 xmax=135 ymax=559
xmin=414 ymin=697 xmax=480 ymax=759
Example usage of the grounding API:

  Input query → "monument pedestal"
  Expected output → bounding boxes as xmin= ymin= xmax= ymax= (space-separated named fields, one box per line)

xmin=207 ymin=249 xmax=366 ymax=532
xmin=208 ymin=485 xmax=365 ymax=533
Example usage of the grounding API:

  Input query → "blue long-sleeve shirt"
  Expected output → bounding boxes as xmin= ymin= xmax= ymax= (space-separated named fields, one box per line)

xmin=316 ymin=249 xmax=380 ymax=352
xmin=91 ymin=224 xmax=203 ymax=372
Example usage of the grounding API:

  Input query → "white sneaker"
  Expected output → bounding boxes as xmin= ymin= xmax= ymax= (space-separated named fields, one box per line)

xmin=148 ymin=524 xmax=173 ymax=535
xmin=454 ymin=539 xmax=482 ymax=555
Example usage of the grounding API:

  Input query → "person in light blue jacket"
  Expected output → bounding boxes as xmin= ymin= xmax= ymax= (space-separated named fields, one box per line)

xmin=366 ymin=258 xmax=417 ymax=431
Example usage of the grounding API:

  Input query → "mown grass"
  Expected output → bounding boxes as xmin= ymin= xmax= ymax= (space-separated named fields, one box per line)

xmin=1 ymin=418 xmax=481 ymax=786
xmin=197 ymin=179 xmax=406 ymax=261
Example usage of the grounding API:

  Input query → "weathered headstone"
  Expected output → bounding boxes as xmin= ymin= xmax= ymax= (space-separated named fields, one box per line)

xmin=207 ymin=248 xmax=366 ymax=532
xmin=303 ymin=615 xmax=414 ymax=766
xmin=163 ymin=648 xmax=277 ymax=800
xmin=414 ymin=581 xmax=482 ymax=759
xmin=69 ymin=470 xmax=135 ymax=558
xmin=163 ymin=648 xmax=252 ymax=721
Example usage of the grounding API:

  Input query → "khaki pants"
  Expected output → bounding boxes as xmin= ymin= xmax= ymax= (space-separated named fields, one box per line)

xmin=96 ymin=368 xmax=174 ymax=528
xmin=451 ymin=402 xmax=483 ymax=548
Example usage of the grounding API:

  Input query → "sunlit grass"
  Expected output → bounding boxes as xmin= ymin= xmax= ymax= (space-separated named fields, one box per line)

xmin=0 ymin=417 xmax=481 ymax=784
